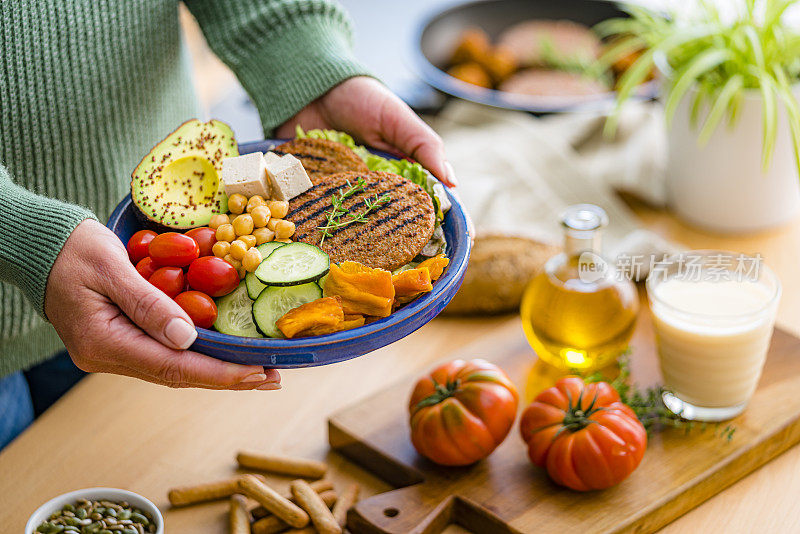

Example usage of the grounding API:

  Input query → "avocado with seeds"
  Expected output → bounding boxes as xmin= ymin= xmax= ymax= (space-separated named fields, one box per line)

xmin=131 ymin=119 xmax=237 ymax=229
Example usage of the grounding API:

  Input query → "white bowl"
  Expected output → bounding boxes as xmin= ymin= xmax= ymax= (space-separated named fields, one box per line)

xmin=25 ymin=487 xmax=164 ymax=534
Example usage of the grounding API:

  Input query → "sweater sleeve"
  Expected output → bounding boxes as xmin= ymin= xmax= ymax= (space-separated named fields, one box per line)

xmin=183 ymin=0 xmax=372 ymax=134
xmin=0 ymin=164 xmax=96 ymax=317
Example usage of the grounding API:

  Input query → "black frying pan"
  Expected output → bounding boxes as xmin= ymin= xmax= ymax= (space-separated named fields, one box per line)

xmin=412 ymin=0 xmax=657 ymax=114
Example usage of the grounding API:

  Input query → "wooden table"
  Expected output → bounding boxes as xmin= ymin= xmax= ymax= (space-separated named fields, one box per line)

xmin=2 ymin=202 xmax=798 ymax=533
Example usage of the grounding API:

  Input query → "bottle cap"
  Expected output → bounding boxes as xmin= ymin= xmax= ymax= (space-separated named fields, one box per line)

xmin=561 ymin=204 xmax=609 ymax=232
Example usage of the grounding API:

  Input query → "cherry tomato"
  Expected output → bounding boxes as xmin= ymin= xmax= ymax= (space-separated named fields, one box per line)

xmin=148 ymin=232 xmax=199 ymax=267
xmin=185 ymin=227 xmax=217 ymax=257
xmin=126 ymin=230 xmax=157 ymax=264
xmin=148 ymin=266 xmax=185 ymax=298
xmin=186 ymin=256 xmax=239 ymax=297
xmin=174 ymin=291 xmax=218 ymax=329
xmin=135 ymin=257 xmax=158 ymax=279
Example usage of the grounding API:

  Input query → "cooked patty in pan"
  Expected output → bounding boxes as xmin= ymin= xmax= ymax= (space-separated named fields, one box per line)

xmin=287 ymin=171 xmax=435 ymax=271
xmin=273 ymin=138 xmax=368 ymax=183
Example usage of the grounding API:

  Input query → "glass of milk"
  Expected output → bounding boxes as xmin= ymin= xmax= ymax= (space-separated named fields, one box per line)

xmin=646 ymin=251 xmax=781 ymax=421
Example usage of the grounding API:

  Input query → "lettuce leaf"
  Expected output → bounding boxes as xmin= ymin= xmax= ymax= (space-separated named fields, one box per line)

xmin=295 ymin=126 xmax=446 ymax=224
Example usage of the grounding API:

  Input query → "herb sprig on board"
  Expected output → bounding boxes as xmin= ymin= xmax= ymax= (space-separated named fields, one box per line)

xmin=583 ymin=355 xmax=736 ymax=441
xmin=317 ymin=177 xmax=391 ymax=245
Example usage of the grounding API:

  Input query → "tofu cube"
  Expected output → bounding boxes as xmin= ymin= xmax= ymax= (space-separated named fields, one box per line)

xmin=264 ymin=153 xmax=312 ymax=201
xmin=221 ymin=152 xmax=271 ymax=199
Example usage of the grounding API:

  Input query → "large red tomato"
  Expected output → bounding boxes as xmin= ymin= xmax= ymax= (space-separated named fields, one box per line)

xmin=520 ymin=376 xmax=647 ymax=491
xmin=186 ymin=256 xmax=239 ymax=297
xmin=148 ymin=266 xmax=185 ymax=298
xmin=185 ymin=227 xmax=217 ymax=257
xmin=409 ymin=359 xmax=518 ymax=466
xmin=126 ymin=230 xmax=156 ymax=264
xmin=174 ymin=291 xmax=217 ymax=329
xmin=149 ymin=232 xmax=199 ymax=267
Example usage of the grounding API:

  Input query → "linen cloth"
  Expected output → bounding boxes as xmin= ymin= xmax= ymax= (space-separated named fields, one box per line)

xmin=428 ymin=100 xmax=679 ymax=268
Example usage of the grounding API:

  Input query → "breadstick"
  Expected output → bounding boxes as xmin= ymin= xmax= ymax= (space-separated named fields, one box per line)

xmin=290 ymin=479 xmax=341 ymax=534
xmin=237 ymin=474 xmax=309 ymax=529
xmin=251 ymin=479 xmax=334 ymax=519
xmin=237 ymin=451 xmax=327 ymax=479
xmin=168 ymin=475 xmax=265 ymax=506
xmin=331 ymin=483 xmax=359 ymax=527
xmin=229 ymin=494 xmax=251 ymax=534
xmin=251 ymin=490 xmax=337 ymax=534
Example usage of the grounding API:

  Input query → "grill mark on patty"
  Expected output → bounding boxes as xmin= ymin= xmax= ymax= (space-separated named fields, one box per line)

xmin=293 ymin=182 xmax=404 ymax=238
xmin=287 ymin=182 xmax=350 ymax=217
xmin=272 ymin=149 xmax=330 ymax=162
xmin=337 ymin=212 xmax=427 ymax=246
xmin=287 ymin=171 xmax=435 ymax=270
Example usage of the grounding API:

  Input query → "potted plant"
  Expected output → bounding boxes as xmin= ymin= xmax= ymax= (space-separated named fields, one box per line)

xmin=600 ymin=0 xmax=800 ymax=233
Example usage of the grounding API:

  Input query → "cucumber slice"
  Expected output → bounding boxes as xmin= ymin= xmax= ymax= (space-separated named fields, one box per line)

xmin=245 ymin=242 xmax=287 ymax=299
xmin=214 ymin=282 xmax=261 ymax=338
xmin=254 ymin=243 xmax=330 ymax=286
xmin=252 ymin=283 xmax=322 ymax=338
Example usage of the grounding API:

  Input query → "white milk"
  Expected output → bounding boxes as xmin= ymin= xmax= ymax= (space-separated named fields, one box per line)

xmin=650 ymin=278 xmax=778 ymax=409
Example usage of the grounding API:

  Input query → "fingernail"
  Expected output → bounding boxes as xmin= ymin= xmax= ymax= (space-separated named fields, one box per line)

xmin=165 ymin=318 xmax=197 ymax=350
xmin=444 ymin=161 xmax=459 ymax=187
xmin=240 ymin=373 xmax=268 ymax=384
xmin=256 ymin=382 xmax=282 ymax=390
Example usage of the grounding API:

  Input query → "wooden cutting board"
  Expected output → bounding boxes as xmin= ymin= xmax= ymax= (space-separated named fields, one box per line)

xmin=328 ymin=299 xmax=800 ymax=534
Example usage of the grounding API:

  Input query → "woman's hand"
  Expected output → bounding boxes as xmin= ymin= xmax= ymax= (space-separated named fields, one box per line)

xmin=44 ymin=219 xmax=281 ymax=390
xmin=275 ymin=76 xmax=457 ymax=187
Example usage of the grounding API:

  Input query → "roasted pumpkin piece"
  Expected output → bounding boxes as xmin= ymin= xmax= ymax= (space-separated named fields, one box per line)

xmin=323 ymin=261 xmax=395 ymax=317
xmin=340 ymin=314 xmax=366 ymax=330
xmin=276 ymin=296 xmax=344 ymax=339
xmin=392 ymin=268 xmax=433 ymax=302
xmin=418 ymin=255 xmax=449 ymax=281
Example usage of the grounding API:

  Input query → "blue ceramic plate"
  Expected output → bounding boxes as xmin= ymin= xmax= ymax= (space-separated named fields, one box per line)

xmin=107 ymin=139 xmax=472 ymax=368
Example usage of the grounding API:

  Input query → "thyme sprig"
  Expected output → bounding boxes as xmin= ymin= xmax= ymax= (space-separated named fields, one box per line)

xmin=318 ymin=177 xmax=391 ymax=245
xmin=583 ymin=355 xmax=736 ymax=442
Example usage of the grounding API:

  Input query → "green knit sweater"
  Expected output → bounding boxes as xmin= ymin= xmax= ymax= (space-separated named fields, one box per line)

xmin=0 ymin=0 xmax=369 ymax=377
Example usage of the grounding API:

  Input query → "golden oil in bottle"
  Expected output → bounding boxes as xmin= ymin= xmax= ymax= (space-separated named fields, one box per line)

xmin=520 ymin=204 xmax=638 ymax=371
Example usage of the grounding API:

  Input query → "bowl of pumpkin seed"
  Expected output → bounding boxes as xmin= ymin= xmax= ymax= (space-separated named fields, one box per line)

xmin=25 ymin=488 xmax=162 ymax=534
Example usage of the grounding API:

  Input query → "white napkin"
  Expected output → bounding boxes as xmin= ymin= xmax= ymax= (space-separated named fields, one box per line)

xmin=428 ymin=100 xmax=679 ymax=278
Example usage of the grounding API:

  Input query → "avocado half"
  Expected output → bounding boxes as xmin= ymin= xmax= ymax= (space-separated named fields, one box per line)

xmin=131 ymin=119 xmax=237 ymax=229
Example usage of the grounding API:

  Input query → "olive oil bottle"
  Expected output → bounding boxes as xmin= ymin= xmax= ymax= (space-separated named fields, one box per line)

xmin=520 ymin=204 xmax=638 ymax=371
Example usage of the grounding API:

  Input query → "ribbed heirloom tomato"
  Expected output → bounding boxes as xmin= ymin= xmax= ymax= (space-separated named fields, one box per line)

xmin=520 ymin=376 xmax=647 ymax=491
xmin=409 ymin=359 xmax=518 ymax=466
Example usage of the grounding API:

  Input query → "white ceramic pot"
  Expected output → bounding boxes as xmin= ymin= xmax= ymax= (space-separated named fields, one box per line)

xmin=25 ymin=487 xmax=164 ymax=534
xmin=666 ymin=85 xmax=800 ymax=233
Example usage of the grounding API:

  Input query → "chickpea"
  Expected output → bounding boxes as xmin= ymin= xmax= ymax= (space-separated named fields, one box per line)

xmin=215 ymin=223 xmax=235 ymax=242
xmin=250 ymin=205 xmax=271 ymax=228
xmin=239 ymin=234 xmax=257 ymax=249
xmin=275 ymin=238 xmax=293 ymax=243
xmin=246 ymin=195 xmax=267 ymax=213
xmin=242 ymin=247 xmax=263 ymax=272
xmin=266 ymin=218 xmax=279 ymax=231
xmin=266 ymin=200 xmax=289 ymax=219
xmin=232 ymin=213 xmax=254 ymax=236
xmin=209 ymin=213 xmax=230 ymax=230
xmin=223 ymin=254 xmax=242 ymax=271
xmin=212 ymin=241 xmax=230 ymax=258
xmin=230 ymin=239 xmax=248 ymax=261
xmin=228 ymin=213 xmax=237 ymax=224
xmin=253 ymin=227 xmax=275 ymax=245
xmin=237 ymin=266 xmax=246 ymax=279
xmin=274 ymin=219 xmax=296 ymax=240
xmin=228 ymin=193 xmax=247 ymax=215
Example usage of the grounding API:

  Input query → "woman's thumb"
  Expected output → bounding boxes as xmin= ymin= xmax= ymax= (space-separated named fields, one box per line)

xmin=104 ymin=257 xmax=197 ymax=350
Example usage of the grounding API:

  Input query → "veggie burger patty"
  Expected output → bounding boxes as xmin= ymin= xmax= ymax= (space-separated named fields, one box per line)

xmin=287 ymin=171 xmax=435 ymax=271
xmin=273 ymin=138 xmax=368 ymax=184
